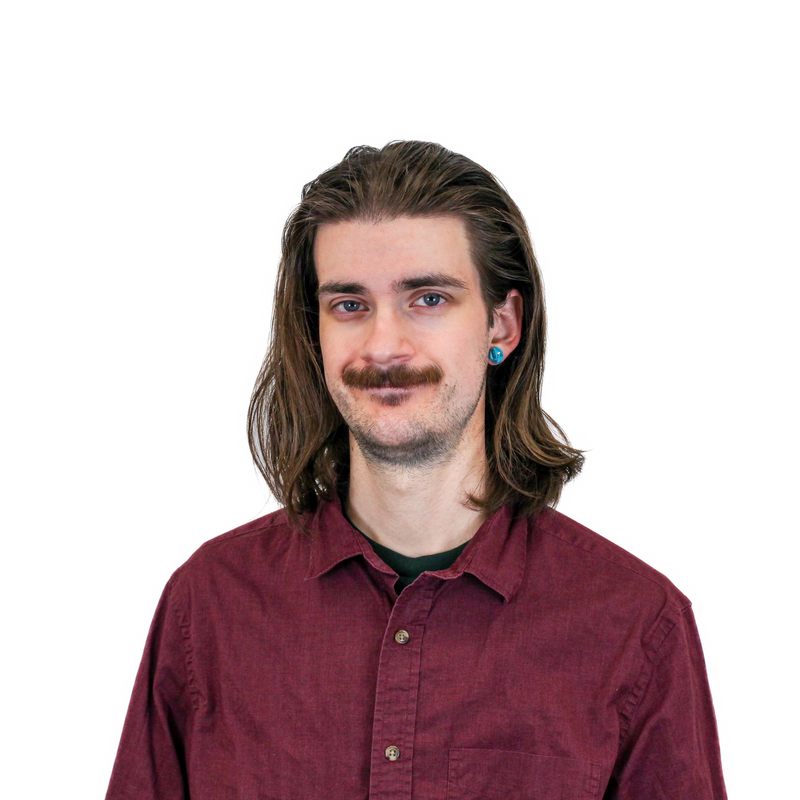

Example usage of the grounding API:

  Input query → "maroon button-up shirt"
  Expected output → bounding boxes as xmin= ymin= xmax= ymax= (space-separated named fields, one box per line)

xmin=105 ymin=493 xmax=728 ymax=799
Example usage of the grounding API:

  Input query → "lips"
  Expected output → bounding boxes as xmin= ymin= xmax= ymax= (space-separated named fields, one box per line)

xmin=367 ymin=387 xmax=413 ymax=395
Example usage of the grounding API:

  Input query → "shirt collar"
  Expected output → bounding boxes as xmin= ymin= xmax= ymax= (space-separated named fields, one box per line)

xmin=303 ymin=491 xmax=531 ymax=603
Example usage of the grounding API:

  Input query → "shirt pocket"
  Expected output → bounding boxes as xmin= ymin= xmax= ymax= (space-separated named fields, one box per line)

xmin=446 ymin=747 xmax=601 ymax=800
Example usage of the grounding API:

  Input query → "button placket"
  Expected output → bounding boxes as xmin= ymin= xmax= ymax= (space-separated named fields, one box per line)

xmin=368 ymin=577 xmax=436 ymax=798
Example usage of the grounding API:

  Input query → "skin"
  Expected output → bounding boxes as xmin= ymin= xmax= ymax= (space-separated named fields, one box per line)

xmin=315 ymin=214 xmax=522 ymax=557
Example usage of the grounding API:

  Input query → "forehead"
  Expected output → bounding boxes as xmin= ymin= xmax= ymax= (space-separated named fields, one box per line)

xmin=313 ymin=214 xmax=478 ymax=288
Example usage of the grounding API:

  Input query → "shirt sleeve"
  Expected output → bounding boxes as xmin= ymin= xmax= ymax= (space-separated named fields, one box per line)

xmin=606 ymin=604 xmax=728 ymax=799
xmin=105 ymin=574 xmax=192 ymax=800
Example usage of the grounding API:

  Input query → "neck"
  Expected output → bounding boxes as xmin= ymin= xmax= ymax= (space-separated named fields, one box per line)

xmin=343 ymin=427 xmax=489 ymax=557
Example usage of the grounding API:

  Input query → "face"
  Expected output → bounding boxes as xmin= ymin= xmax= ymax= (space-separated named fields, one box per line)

xmin=314 ymin=214 xmax=511 ymax=469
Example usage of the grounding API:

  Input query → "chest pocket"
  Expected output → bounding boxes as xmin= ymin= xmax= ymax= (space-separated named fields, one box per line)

xmin=446 ymin=748 xmax=601 ymax=800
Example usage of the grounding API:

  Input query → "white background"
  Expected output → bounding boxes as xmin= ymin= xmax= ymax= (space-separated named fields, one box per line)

xmin=1 ymin=1 xmax=797 ymax=797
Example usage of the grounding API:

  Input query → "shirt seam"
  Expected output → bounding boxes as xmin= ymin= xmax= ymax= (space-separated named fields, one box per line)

xmin=616 ymin=602 xmax=692 ymax=747
xmin=167 ymin=571 xmax=204 ymax=713
xmin=164 ymin=514 xmax=289 ymax=712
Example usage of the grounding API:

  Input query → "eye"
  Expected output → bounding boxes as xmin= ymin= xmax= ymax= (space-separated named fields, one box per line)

xmin=331 ymin=299 xmax=365 ymax=314
xmin=331 ymin=293 xmax=448 ymax=315
xmin=412 ymin=292 xmax=448 ymax=308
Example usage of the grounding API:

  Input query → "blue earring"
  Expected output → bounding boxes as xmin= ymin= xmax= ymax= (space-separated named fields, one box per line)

xmin=488 ymin=346 xmax=504 ymax=365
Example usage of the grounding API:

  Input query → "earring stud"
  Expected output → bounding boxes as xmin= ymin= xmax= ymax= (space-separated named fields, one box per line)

xmin=488 ymin=346 xmax=504 ymax=365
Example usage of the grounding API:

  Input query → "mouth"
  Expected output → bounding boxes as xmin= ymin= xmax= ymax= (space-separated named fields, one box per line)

xmin=366 ymin=386 xmax=415 ymax=398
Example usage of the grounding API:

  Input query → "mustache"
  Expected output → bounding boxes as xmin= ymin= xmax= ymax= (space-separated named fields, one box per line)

xmin=342 ymin=363 xmax=443 ymax=390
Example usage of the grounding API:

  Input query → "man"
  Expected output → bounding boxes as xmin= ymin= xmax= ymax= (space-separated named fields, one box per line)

xmin=106 ymin=141 xmax=728 ymax=798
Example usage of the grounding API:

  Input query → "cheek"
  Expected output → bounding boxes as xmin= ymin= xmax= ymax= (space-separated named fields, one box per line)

xmin=318 ymin=319 xmax=340 ymax=358
xmin=318 ymin=335 xmax=338 ymax=387
xmin=447 ymin=348 xmax=489 ymax=393
xmin=450 ymin=327 xmax=491 ymax=366
xmin=318 ymin=318 xmax=352 ymax=361
xmin=434 ymin=331 xmax=485 ymax=377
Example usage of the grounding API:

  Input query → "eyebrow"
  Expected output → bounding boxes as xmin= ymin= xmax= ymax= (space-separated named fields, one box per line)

xmin=315 ymin=271 xmax=469 ymax=299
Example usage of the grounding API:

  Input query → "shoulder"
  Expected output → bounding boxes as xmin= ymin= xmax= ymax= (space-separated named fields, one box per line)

xmin=165 ymin=506 xmax=303 ymax=591
xmin=533 ymin=507 xmax=692 ymax=640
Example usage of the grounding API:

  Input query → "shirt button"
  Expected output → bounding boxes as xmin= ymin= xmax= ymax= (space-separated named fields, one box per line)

xmin=385 ymin=745 xmax=401 ymax=761
xmin=394 ymin=629 xmax=410 ymax=644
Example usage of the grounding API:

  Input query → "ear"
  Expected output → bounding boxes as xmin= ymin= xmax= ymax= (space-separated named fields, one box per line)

xmin=489 ymin=289 xmax=523 ymax=357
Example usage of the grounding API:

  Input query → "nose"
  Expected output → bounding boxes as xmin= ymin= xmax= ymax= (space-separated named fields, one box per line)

xmin=360 ymin=305 xmax=415 ymax=367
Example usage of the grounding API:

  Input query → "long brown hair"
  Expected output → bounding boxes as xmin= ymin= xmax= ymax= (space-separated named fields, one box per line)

xmin=248 ymin=141 xmax=584 ymax=534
